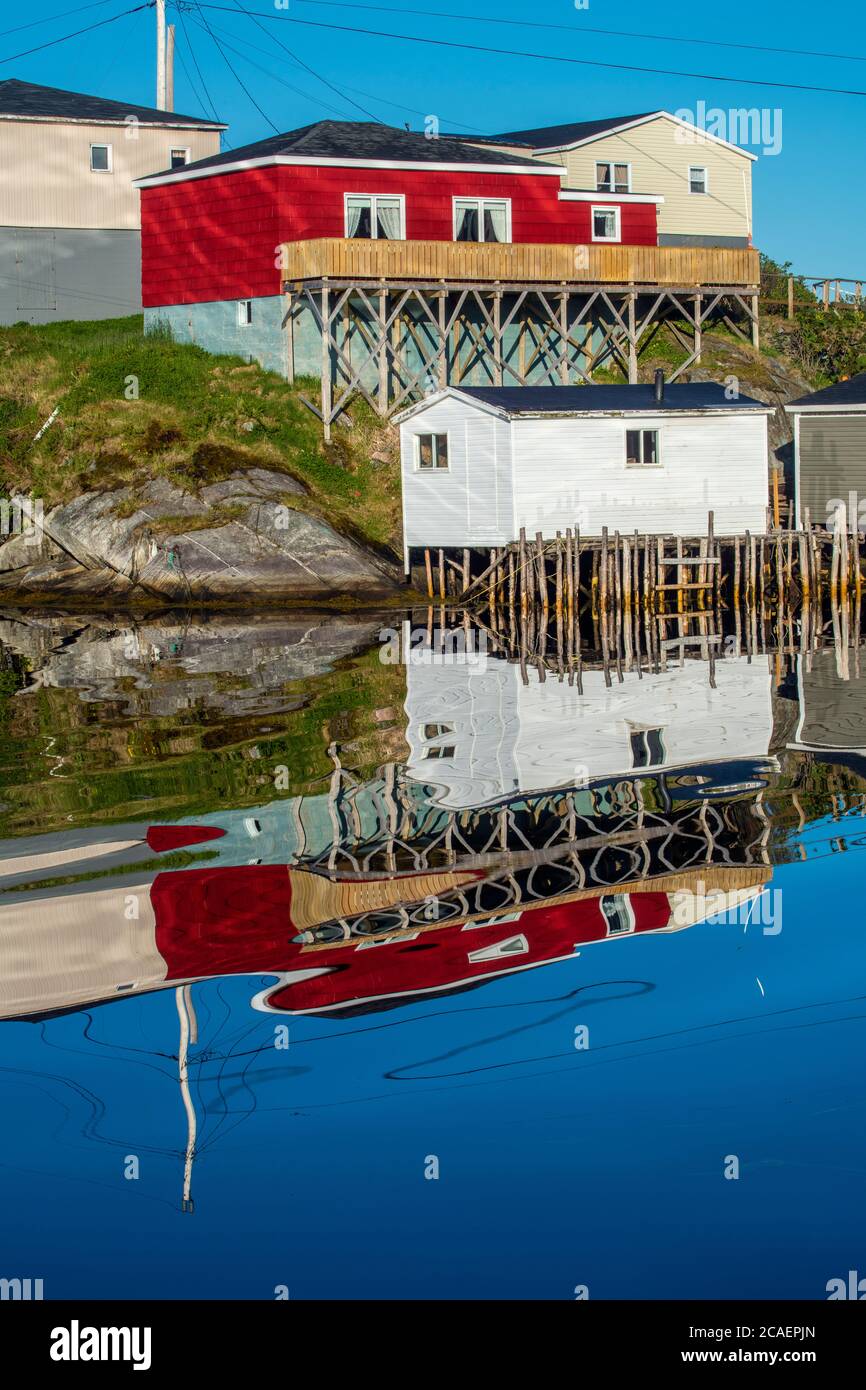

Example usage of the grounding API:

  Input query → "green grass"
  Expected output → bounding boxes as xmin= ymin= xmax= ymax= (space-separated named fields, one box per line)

xmin=0 ymin=315 xmax=401 ymax=552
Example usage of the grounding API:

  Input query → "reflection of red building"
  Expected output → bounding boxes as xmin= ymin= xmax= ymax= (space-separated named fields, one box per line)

xmin=150 ymin=861 xmax=769 ymax=1016
xmin=0 ymin=844 xmax=770 ymax=1020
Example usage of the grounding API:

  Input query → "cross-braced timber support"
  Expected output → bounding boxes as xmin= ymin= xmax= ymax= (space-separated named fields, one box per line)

xmin=283 ymin=279 xmax=761 ymax=435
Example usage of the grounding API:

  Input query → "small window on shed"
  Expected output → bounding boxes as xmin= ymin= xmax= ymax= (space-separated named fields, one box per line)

xmin=90 ymin=143 xmax=112 ymax=172
xmin=237 ymin=300 xmax=253 ymax=326
xmin=416 ymin=432 xmax=449 ymax=470
xmin=626 ymin=428 xmax=660 ymax=467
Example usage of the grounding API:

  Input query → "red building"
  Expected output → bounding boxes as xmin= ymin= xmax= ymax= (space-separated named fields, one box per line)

xmin=137 ymin=119 xmax=662 ymax=308
xmin=134 ymin=119 xmax=757 ymax=426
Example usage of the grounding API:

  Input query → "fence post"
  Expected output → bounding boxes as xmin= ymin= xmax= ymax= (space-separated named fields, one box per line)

xmin=787 ymin=276 xmax=794 ymax=321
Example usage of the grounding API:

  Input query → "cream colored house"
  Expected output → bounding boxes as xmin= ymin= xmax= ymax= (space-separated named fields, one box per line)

xmin=475 ymin=111 xmax=755 ymax=247
xmin=0 ymin=78 xmax=224 ymax=322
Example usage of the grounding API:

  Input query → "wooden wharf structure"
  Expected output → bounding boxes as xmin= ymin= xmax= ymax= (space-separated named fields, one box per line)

xmin=281 ymin=240 xmax=761 ymax=432
xmin=417 ymin=504 xmax=865 ymax=647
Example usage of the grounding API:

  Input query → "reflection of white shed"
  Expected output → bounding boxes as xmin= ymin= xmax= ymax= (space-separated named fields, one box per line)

xmin=404 ymin=650 xmax=774 ymax=808
xmin=396 ymin=383 xmax=771 ymax=564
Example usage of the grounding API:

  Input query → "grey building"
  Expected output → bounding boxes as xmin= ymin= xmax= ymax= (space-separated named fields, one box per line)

xmin=0 ymin=78 xmax=224 ymax=324
xmin=789 ymin=373 xmax=866 ymax=532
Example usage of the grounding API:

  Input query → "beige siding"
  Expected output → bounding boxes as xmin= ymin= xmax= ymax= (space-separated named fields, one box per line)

xmin=0 ymin=119 xmax=220 ymax=230
xmin=476 ymin=116 xmax=754 ymax=242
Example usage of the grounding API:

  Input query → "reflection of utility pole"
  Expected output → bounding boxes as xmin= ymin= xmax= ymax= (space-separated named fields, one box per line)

xmin=176 ymin=986 xmax=197 ymax=1213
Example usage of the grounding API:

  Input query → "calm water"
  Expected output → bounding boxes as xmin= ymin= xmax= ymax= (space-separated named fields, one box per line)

xmin=0 ymin=608 xmax=864 ymax=1300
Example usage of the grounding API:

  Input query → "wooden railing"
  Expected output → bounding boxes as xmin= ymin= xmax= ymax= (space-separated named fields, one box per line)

xmin=280 ymin=238 xmax=760 ymax=288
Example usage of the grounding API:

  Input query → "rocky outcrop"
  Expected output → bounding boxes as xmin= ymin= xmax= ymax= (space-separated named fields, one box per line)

xmin=0 ymin=610 xmax=386 ymax=719
xmin=0 ymin=470 xmax=401 ymax=604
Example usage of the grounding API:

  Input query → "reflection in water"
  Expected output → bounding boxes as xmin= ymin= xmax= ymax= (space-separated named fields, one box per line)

xmin=0 ymin=610 xmax=865 ymax=1298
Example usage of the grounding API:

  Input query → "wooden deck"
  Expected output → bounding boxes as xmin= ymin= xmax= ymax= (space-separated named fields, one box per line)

xmin=280 ymin=238 xmax=760 ymax=289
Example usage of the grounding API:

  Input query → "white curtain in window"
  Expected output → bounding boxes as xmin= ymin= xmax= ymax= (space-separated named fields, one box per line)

xmin=484 ymin=202 xmax=507 ymax=243
xmin=346 ymin=197 xmax=367 ymax=237
xmin=454 ymin=201 xmax=478 ymax=241
xmin=376 ymin=198 xmax=402 ymax=240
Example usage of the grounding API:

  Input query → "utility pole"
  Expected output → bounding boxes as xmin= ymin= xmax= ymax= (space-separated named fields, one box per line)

xmin=166 ymin=23 xmax=175 ymax=112
xmin=156 ymin=0 xmax=166 ymax=109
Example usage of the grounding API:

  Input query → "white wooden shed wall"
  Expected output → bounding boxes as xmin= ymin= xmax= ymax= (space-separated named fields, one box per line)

xmin=404 ymin=652 xmax=774 ymax=809
xmin=511 ymin=411 xmax=769 ymax=537
xmin=400 ymin=396 xmax=770 ymax=544
xmin=400 ymin=397 xmax=513 ymax=548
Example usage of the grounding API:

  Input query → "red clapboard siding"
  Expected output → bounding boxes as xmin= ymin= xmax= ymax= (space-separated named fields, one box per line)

xmin=140 ymin=163 xmax=659 ymax=307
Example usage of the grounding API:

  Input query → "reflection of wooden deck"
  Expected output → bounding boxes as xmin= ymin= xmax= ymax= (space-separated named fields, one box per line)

xmin=280 ymin=237 xmax=761 ymax=289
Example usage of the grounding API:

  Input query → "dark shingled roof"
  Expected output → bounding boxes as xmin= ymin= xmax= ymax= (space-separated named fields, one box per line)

xmin=789 ymin=373 xmax=866 ymax=409
xmin=0 ymin=77 xmax=224 ymax=127
xmin=454 ymin=384 xmax=768 ymax=414
xmin=137 ymin=120 xmax=553 ymax=179
xmin=469 ymin=113 xmax=661 ymax=149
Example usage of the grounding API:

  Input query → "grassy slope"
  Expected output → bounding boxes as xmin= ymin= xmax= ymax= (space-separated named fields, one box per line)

xmin=0 ymin=315 xmax=401 ymax=553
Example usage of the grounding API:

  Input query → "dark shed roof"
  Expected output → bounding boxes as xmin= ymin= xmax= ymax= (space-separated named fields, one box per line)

xmin=0 ymin=77 xmax=224 ymax=128
xmin=789 ymin=373 xmax=866 ymax=409
xmin=137 ymin=119 xmax=551 ymax=180
xmin=454 ymin=384 xmax=769 ymax=415
xmin=470 ymin=113 xmax=660 ymax=148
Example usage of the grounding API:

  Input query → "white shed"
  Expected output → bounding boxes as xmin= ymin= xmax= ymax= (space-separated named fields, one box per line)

xmin=402 ymin=647 xmax=774 ymax=809
xmin=396 ymin=381 xmax=771 ymax=565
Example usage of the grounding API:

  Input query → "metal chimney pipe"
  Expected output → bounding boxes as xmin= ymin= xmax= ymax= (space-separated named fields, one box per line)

xmin=654 ymin=369 xmax=665 ymax=403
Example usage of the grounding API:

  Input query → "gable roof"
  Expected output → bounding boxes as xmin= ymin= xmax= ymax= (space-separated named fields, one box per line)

xmin=397 ymin=384 xmax=770 ymax=422
xmin=788 ymin=373 xmax=866 ymax=411
xmin=134 ymin=119 xmax=558 ymax=186
xmin=0 ymin=78 xmax=224 ymax=129
xmin=472 ymin=110 xmax=757 ymax=161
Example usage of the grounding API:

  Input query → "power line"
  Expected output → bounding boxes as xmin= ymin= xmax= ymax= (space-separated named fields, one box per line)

xmin=190 ymin=12 xmax=486 ymax=130
xmin=184 ymin=13 xmax=365 ymax=121
xmin=287 ymin=0 xmax=866 ymax=68
xmin=175 ymin=6 xmax=223 ymax=124
xmin=195 ymin=6 xmax=866 ymax=99
xmin=191 ymin=1 xmax=280 ymax=131
xmin=0 ymin=3 xmax=152 ymax=65
xmin=0 ymin=0 xmax=123 ymax=40
xmin=226 ymin=0 xmax=383 ymax=122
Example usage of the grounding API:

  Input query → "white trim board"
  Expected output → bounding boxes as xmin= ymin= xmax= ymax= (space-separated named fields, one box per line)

xmin=559 ymin=190 xmax=665 ymax=205
xmin=507 ymin=111 xmax=758 ymax=162
xmin=134 ymin=154 xmax=563 ymax=189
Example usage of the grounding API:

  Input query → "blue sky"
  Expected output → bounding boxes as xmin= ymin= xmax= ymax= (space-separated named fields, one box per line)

xmin=3 ymin=0 xmax=865 ymax=275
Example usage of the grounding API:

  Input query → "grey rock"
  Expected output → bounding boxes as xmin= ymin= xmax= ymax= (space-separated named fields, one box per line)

xmin=0 ymin=469 xmax=399 ymax=602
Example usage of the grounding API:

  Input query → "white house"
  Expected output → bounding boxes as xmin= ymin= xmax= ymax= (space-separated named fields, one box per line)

xmin=403 ymin=647 xmax=775 ymax=809
xmin=396 ymin=380 xmax=771 ymax=565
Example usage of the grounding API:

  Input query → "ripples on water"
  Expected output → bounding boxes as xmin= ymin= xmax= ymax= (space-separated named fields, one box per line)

xmin=0 ymin=608 xmax=864 ymax=1299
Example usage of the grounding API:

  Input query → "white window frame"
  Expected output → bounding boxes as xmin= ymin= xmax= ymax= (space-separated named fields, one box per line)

xmin=595 ymin=160 xmax=631 ymax=194
xmin=625 ymin=426 xmax=662 ymax=468
xmin=343 ymin=192 xmax=406 ymax=239
xmin=414 ymin=430 xmax=450 ymax=472
xmin=452 ymin=196 xmax=512 ymax=244
xmin=600 ymin=895 xmax=637 ymax=937
xmin=237 ymin=299 xmax=253 ymax=327
xmin=90 ymin=143 xmax=112 ymax=173
xmin=169 ymin=146 xmax=191 ymax=169
xmin=591 ymin=204 xmax=621 ymax=243
xmin=689 ymin=165 xmax=709 ymax=194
